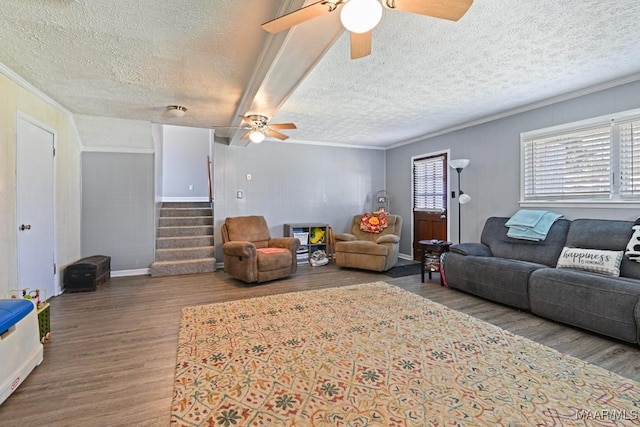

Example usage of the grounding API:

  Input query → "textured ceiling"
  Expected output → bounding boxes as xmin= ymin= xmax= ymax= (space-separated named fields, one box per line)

xmin=2 ymin=0 xmax=640 ymax=149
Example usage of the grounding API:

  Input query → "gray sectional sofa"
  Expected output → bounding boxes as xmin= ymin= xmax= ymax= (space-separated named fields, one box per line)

xmin=442 ymin=217 xmax=640 ymax=344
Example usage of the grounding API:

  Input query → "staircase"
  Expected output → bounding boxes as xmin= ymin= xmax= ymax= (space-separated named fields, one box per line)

xmin=149 ymin=202 xmax=217 ymax=277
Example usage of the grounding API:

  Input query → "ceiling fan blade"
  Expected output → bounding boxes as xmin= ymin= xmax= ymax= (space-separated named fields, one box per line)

xmin=383 ymin=0 xmax=473 ymax=21
xmin=265 ymin=129 xmax=290 ymax=141
xmin=268 ymin=123 xmax=297 ymax=130
xmin=262 ymin=1 xmax=340 ymax=33
xmin=239 ymin=115 xmax=254 ymax=124
xmin=350 ymin=31 xmax=372 ymax=59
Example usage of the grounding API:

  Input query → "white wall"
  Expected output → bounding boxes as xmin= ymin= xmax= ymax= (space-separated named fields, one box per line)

xmin=162 ymin=125 xmax=212 ymax=200
xmin=0 ymin=71 xmax=82 ymax=297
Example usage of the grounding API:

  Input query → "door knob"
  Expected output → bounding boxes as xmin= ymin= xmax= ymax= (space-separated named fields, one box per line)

xmin=19 ymin=224 xmax=31 ymax=231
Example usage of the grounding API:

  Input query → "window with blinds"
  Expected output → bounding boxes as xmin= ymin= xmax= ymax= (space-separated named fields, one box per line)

xmin=521 ymin=109 xmax=640 ymax=202
xmin=413 ymin=154 xmax=446 ymax=211
xmin=620 ymin=120 xmax=640 ymax=197
xmin=523 ymin=125 xmax=612 ymax=199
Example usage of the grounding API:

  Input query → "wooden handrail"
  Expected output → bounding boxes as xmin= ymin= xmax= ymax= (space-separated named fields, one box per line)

xmin=206 ymin=155 xmax=213 ymax=205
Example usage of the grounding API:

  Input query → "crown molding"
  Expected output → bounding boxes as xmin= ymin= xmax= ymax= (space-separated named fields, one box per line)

xmin=388 ymin=72 xmax=640 ymax=150
xmin=0 ymin=61 xmax=72 ymax=116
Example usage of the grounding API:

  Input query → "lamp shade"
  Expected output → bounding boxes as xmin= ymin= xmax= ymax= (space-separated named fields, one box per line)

xmin=449 ymin=159 xmax=470 ymax=170
xmin=249 ymin=131 xmax=265 ymax=143
xmin=459 ymin=193 xmax=472 ymax=204
xmin=340 ymin=0 xmax=383 ymax=33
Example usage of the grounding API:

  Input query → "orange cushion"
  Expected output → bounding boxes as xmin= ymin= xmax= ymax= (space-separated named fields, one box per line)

xmin=256 ymin=248 xmax=286 ymax=254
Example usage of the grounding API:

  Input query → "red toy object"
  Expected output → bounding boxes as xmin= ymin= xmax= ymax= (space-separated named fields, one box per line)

xmin=18 ymin=289 xmax=44 ymax=310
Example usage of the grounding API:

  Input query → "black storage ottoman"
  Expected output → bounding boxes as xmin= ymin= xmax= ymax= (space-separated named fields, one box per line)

xmin=63 ymin=255 xmax=111 ymax=292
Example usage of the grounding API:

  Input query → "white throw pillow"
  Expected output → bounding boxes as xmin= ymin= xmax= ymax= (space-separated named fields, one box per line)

xmin=556 ymin=247 xmax=623 ymax=277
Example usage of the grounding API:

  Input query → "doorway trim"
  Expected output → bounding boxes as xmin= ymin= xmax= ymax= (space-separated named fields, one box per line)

xmin=410 ymin=149 xmax=451 ymax=260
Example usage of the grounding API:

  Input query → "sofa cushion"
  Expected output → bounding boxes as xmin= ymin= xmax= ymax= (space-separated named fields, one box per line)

xmin=335 ymin=241 xmax=388 ymax=256
xmin=443 ymin=252 xmax=546 ymax=310
xmin=225 ymin=216 xmax=271 ymax=243
xmin=567 ymin=219 xmax=640 ymax=280
xmin=347 ymin=214 xmax=401 ymax=243
xmin=556 ymin=247 xmax=623 ymax=277
xmin=480 ymin=217 xmax=570 ymax=267
xmin=529 ymin=268 xmax=640 ymax=343
xmin=257 ymin=248 xmax=292 ymax=272
xmin=449 ymin=242 xmax=492 ymax=257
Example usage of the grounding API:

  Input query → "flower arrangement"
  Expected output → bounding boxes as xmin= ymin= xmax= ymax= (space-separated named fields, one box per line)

xmin=360 ymin=210 xmax=389 ymax=233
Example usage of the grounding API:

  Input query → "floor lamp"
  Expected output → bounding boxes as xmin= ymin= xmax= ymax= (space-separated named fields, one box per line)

xmin=450 ymin=159 xmax=471 ymax=243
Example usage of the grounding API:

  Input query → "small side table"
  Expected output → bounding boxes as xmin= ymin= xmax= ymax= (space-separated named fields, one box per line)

xmin=419 ymin=240 xmax=452 ymax=285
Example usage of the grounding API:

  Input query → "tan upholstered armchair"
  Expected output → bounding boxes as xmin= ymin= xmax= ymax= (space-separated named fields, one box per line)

xmin=221 ymin=216 xmax=300 ymax=283
xmin=334 ymin=213 xmax=403 ymax=272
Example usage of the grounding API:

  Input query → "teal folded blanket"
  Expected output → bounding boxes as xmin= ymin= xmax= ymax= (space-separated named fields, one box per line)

xmin=505 ymin=210 xmax=563 ymax=241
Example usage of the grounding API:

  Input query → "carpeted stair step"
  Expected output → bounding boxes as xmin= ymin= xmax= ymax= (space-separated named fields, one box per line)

xmin=153 ymin=202 xmax=216 ymax=277
xmin=157 ymin=225 xmax=213 ymax=238
xmin=149 ymin=258 xmax=216 ymax=277
xmin=155 ymin=246 xmax=215 ymax=262
xmin=162 ymin=202 xmax=210 ymax=209
xmin=160 ymin=216 xmax=213 ymax=227
xmin=161 ymin=207 xmax=212 ymax=217
xmin=157 ymin=235 xmax=214 ymax=249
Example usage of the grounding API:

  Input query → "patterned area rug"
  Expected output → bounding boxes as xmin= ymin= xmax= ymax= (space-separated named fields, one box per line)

xmin=171 ymin=281 xmax=640 ymax=426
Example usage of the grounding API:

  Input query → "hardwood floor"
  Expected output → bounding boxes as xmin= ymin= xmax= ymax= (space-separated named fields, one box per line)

xmin=1 ymin=264 xmax=639 ymax=426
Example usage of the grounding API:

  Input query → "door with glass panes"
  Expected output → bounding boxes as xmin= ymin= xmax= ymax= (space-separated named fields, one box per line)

xmin=412 ymin=153 xmax=448 ymax=260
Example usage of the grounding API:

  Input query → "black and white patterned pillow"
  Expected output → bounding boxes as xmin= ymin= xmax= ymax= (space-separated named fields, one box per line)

xmin=625 ymin=218 xmax=640 ymax=263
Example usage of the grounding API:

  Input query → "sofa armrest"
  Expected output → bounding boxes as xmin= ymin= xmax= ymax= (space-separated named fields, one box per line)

xmin=223 ymin=241 xmax=256 ymax=257
xmin=269 ymin=237 xmax=300 ymax=253
xmin=450 ymin=242 xmax=492 ymax=257
xmin=334 ymin=233 xmax=357 ymax=241
xmin=376 ymin=234 xmax=400 ymax=244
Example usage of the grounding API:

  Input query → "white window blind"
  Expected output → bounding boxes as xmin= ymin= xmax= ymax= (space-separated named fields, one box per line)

xmin=620 ymin=119 xmax=640 ymax=197
xmin=413 ymin=154 xmax=446 ymax=211
xmin=523 ymin=125 xmax=612 ymax=199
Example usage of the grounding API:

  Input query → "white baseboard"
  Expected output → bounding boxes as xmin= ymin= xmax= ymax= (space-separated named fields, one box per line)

xmin=398 ymin=253 xmax=413 ymax=261
xmin=111 ymin=268 xmax=149 ymax=277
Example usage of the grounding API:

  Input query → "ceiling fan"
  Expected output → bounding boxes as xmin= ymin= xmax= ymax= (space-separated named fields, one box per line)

xmin=213 ymin=115 xmax=297 ymax=143
xmin=262 ymin=0 xmax=473 ymax=59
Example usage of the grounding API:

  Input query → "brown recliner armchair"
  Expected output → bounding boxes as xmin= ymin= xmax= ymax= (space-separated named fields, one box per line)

xmin=335 ymin=213 xmax=402 ymax=272
xmin=221 ymin=216 xmax=300 ymax=283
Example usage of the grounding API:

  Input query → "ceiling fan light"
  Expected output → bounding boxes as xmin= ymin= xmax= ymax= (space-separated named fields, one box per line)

xmin=249 ymin=130 xmax=266 ymax=143
xmin=167 ymin=105 xmax=187 ymax=118
xmin=340 ymin=0 xmax=383 ymax=34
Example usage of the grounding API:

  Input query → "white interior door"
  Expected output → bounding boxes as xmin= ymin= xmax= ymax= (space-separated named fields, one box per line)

xmin=17 ymin=114 xmax=56 ymax=299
